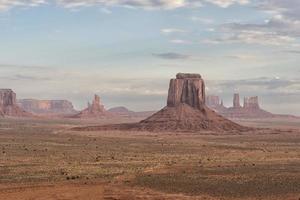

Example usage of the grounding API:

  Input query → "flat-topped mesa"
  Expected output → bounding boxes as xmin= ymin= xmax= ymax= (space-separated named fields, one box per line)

xmin=17 ymin=99 xmax=77 ymax=114
xmin=167 ymin=73 xmax=205 ymax=109
xmin=73 ymin=73 xmax=247 ymax=132
xmin=206 ymin=95 xmax=220 ymax=107
xmin=244 ymin=96 xmax=260 ymax=109
xmin=0 ymin=89 xmax=17 ymax=107
xmin=176 ymin=73 xmax=202 ymax=79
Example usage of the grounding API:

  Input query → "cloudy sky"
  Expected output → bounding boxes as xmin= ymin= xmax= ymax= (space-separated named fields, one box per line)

xmin=0 ymin=0 xmax=299 ymax=115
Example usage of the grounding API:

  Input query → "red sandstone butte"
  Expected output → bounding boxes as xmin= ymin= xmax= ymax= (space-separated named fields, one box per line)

xmin=74 ymin=73 xmax=246 ymax=132
xmin=0 ymin=89 xmax=32 ymax=117
xmin=206 ymin=94 xmax=288 ymax=119
xmin=72 ymin=94 xmax=111 ymax=118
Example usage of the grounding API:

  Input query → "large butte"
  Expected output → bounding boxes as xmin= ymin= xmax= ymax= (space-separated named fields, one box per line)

xmin=74 ymin=73 xmax=247 ymax=132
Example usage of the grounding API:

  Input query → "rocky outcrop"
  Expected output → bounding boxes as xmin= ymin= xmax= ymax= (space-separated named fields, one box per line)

xmin=72 ymin=94 xmax=111 ymax=118
xmin=74 ymin=73 xmax=246 ymax=132
xmin=136 ymin=73 xmax=244 ymax=131
xmin=108 ymin=106 xmax=136 ymax=117
xmin=0 ymin=89 xmax=32 ymax=117
xmin=206 ymin=95 xmax=220 ymax=107
xmin=206 ymin=95 xmax=227 ymax=113
xmin=108 ymin=106 xmax=156 ymax=118
xmin=233 ymin=93 xmax=241 ymax=108
xmin=243 ymin=96 xmax=259 ymax=109
xmin=167 ymin=73 xmax=205 ymax=109
xmin=108 ymin=106 xmax=132 ymax=114
xmin=18 ymin=99 xmax=77 ymax=115
xmin=207 ymin=93 xmax=275 ymax=119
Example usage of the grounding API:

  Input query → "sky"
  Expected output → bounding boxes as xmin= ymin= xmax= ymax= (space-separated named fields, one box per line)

xmin=0 ymin=0 xmax=299 ymax=115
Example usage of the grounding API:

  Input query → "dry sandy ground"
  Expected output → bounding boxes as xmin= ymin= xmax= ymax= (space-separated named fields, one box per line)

xmin=0 ymin=181 xmax=219 ymax=200
xmin=0 ymin=117 xmax=300 ymax=200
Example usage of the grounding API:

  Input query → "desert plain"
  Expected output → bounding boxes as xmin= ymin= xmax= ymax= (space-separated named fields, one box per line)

xmin=0 ymin=117 xmax=299 ymax=200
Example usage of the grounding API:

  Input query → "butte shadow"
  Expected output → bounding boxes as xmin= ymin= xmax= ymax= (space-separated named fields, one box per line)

xmin=73 ymin=73 xmax=249 ymax=133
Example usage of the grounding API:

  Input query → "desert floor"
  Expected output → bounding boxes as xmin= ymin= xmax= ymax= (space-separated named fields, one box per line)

xmin=0 ymin=117 xmax=299 ymax=200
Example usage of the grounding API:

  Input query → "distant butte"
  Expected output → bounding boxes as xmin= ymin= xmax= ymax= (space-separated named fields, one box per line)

xmin=74 ymin=73 xmax=247 ymax=132
xmin=18 ymin=99 xmax=77 ymax=115
xmin=0 ymin=89 xmax=32 ymax=117
xmin=206 ymin=94 xmax=298 ymax=119
xmin=72 ymin=94 xmax=111 ymax=118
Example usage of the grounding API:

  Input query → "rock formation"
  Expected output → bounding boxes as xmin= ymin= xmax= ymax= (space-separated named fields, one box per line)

xmin=75 ymin=73 xmax=245 ymax=132
xmin=206 ymin=93 xmax=275 ymax=119
xmin=18 ymin=99 xmax=77 ymax=115
xmin=72 ymin=94 xmax=110 ymax=118
xmin=108 ymin=106 xmax=156 ymax=118
xmin=167 ymin=73 xmax=205 ymax=109
xmin=243 ymin=96 xmax=259 ymax=109
xmin=0 ymin=89 xmax=32 ymax=117
xmin=136 ymin=73 xmax=244 ymax=131
xmin=233 ymin=93 xmax=241 ymax=108
xmin=206 ymin=95 xmax=227 ymax=113
xmin=108 ymin=106 xmax=132 ymax=114
xmin=206 ymin=95 xmax=220 ymax=107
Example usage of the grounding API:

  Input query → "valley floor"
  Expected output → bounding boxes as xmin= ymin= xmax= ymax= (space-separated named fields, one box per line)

xmin=0 ymin=117 xmax=300 ymax=200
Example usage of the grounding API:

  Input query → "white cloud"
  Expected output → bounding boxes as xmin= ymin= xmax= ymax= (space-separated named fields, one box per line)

xmin=204 ymin=0 xmax=249 ymax=8
xmin=170 ymin=39 xmax=191 ymax=44
xmin=258 ymin=0 xmax=300 ymax=20
xmin=204 ymin=4 xmax=300 ymax=46
xmin=56 ymin=0 xmax=187 ymax=9
xmin=226 ymin=53 xmax=259 ymax=61
xmin=56 ymin=0 xmax=249 ymax=9
xmin=161 ymin=28 xmax=188 ymax=35
xmin=0 ymin=0 xmax=45 ymax=10
xmin=203 ymin=30 xmax=295 ymax=46
xmin=0 ymin=0 xmax=251 ymax=11
xmin=195 ymin=0 xmax=300 ymax=47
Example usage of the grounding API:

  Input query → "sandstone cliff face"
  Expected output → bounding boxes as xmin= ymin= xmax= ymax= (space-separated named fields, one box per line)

xmin=18 ymin=99 xmax=76 ymax=114
xmin=0 ymin=89 xmax=31 ymax=117
xmin=167 ymin=73 xmax=205 ymax=109
xmin=72 ymin=94 xmax=110 ymax=118
xmin=233 ymin=93 xmax=241 ymax=108
xmin=243 ymin=96 xmax=260 ymax=109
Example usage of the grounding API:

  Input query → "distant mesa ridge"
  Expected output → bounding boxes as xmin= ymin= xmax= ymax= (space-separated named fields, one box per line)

xmin=107 ymin=106 xmax=155 ymax=118
xmin=206 ymin=94 xmax=297 ymax=119
xmin=18 ymin=99 xmax=77 ymax=115
xmin=74 ymin=73 xmax=246 ymax=132
xmin=108 ymin=106 xmax=132 ymax=114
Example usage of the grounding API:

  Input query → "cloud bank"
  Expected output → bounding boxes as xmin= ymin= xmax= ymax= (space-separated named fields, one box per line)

xmin=0 ymin=0 xmax=250 ymax=10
